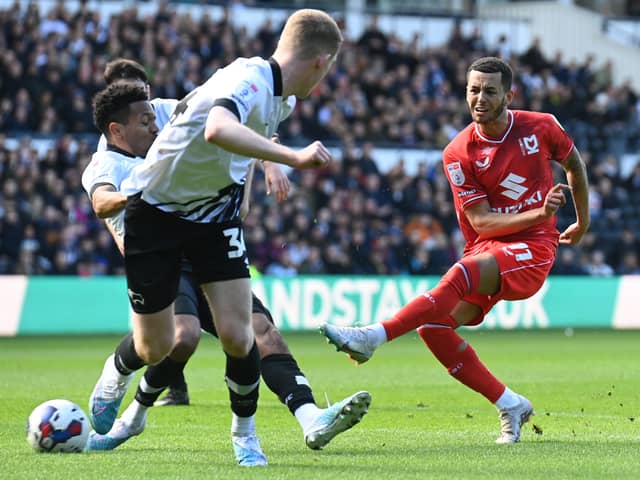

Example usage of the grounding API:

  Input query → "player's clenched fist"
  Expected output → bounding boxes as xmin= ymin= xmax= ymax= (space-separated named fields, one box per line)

xmin=543 ymin=183 xmax=570 ymax=217
xmin=294 ymin=141 xmax=332 ymax=169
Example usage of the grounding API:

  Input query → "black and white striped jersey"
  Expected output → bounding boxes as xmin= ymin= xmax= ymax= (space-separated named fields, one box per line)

xmin=121 ymin=56 xmax=295 ymax=223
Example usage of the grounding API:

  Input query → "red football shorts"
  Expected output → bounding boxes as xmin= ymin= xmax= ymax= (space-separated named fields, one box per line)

xmin=462 ymin=238 xmax=557 ymax=325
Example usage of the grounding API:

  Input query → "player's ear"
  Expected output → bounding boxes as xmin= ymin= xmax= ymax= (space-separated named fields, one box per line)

xmin=504 ymin=89 xmax=514 ymax=107
xmin=108 ymin=121 xmax=124 ymax=140
xmin=315 ymin=52 xmax=332 ymax=70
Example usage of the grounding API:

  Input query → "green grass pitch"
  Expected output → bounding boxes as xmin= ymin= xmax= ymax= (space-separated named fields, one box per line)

xmin=1 ymin=330 xmax=639 ymax=479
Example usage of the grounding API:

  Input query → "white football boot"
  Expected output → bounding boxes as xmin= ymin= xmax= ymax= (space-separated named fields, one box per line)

xmin=304 ymin=390 xmax=371 ymax=450
xmin=320 ymin=324 xmax=380 ymax=364
xmin=495 ymin=394 xmax=534 ymax=444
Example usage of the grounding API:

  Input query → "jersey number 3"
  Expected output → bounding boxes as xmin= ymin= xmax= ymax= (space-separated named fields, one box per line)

xmin=223 ymin=227 xmax=246 ymax=259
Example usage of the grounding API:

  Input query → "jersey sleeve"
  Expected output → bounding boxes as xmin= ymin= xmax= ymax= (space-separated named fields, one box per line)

xmin=211 ymin=67 xmax=266 ymax=124
xmin=150 ymin=98 xmax=179 ymax=131
xmin=442 ymin=145 xmax=488 ymax=211
xmin=545 ymin=114 xmax=574 ymax=162
xmin=81 ymin=152 xmax=121 ymax=199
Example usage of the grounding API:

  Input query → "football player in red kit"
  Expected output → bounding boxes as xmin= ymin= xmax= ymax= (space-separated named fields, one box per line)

xmin=322 ymin=56 xmax=590 ymax=444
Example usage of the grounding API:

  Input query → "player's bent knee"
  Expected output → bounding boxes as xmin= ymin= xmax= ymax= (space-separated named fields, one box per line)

xmin=217 ymin=327 xmax=254 ymax=358
xmin=170 ymin=337 xmax=199 ymax=361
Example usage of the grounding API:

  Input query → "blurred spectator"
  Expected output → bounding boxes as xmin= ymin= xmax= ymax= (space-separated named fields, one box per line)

xmin=551 ymin=247 xmax=588 ymax=275
xmin=0 ymin=1 xmax=639 ymax=277
xmin=616 ymin=252 xmax=640 ymax=275
xmin=584 ymin=250 xmax=615 ymax=277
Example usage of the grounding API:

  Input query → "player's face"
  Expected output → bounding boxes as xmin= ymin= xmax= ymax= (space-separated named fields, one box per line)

xmin=123 ymin=100 xmax=158 ymax=157
xmin=466 ymin=70 xmax=512 ymax=125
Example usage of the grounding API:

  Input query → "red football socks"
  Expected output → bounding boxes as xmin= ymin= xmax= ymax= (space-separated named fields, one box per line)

xmin=381 ymin=259 xmax=480 ymax=341
xmin=417 ymin=322 xmax=505 ymax=403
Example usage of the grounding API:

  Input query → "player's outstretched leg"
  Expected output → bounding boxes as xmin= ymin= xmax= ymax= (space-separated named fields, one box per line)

xmin=495 ymin=394 xmax=534 ymax=444
xmin=89 ymin=353 xmax=135 ymax=434
xmin=255 ymin=296 xmax=372 ymax=451
xmin=320 ymin=324 xmax=384 ymax=364
xmin=260 ymin=350 xmax=372 ymax=450
xmin=304 ymin=391 xmax=371 ymax=450
xmin=85 ymin=403 xmax=147 ymax=451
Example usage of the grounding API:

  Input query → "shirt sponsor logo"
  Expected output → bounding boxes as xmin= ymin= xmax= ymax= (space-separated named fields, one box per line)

xmin=491 ymin=190 xmax=543 ymax=213
xmin=447 ymin=162 xmax=465 ymax=186
xmin=499 ymin=173 xmax=528 ymax=200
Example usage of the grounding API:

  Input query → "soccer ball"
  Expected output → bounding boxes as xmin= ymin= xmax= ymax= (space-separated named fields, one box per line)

xmin=26 ymin=399 xmax=90 ymax=453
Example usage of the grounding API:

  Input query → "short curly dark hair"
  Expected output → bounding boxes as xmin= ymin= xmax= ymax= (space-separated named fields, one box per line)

xmin=92 ymin=81 xmax=148 ymax=136
xmin=104 ymin=58 xmax=148 ymax=85
xmin=467 ymin=56 xmax=513 ymax=92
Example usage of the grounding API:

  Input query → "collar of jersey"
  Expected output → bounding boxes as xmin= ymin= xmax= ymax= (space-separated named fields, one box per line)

xmin=474 ymin=110 xmax=514 ymax=143
xmin=106 ymin=143 xmax=136 ymax=158
xmin=268 ymin=57 xmax=283 ymax=97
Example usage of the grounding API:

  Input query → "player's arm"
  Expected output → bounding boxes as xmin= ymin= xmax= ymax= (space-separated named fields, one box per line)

xmin=239 ymin=160 xmax=256 ymax=221
xmin=103 ymin=219 xmax=124 ymax=256
xmin=465 ymin=200 xmax=547 ymax=240
xmin=262 ymin=161 xmax=290 ymax=202
xmin=90 ymin=184 xmax=127 ymax=218
xmin=261 ymin=134 xmax=290 ymax=202
xmin=204 ymin=106 xmax=331 ymax=170
xmin=465 ymin=184 xmax=569 ymax=240
xmin=558 ymin=146 xmax=590 ymax=245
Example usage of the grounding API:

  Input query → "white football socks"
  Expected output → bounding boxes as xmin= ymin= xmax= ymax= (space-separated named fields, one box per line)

xmin=231 ymin=414 xmax=256 ymax=437
xmin=294 ymin=403 xmax=322 ymax=433
xmin=495 ymin=387 xmax=520 ymax=410
xmin=120 ymin=399 xmax=148 ymax=430
xmin=367 ymin=323 xmax=388 ymax=347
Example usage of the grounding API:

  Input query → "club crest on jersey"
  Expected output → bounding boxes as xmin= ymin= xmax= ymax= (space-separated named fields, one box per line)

xmin=475 ymin=157 xmax=490 ymax=168
xmin=518 ymin=134 xmax=539 ymax=155
xmin=447 ymin=162 xmax=465 ymax=186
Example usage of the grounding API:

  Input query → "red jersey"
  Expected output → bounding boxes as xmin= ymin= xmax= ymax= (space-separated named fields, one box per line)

xmin=442 ymin=109 xmax=574 ymax=252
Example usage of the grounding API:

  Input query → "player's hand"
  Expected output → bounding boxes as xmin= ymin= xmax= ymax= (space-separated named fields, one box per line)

xmin=294 ymin=141 xmax=332 ymax=170
xmin=263 ymin=161 xmax=290 ymax=202
xmin=543 ymin=183 xmax=570 ymax=217
xmin=559 ymin=221 xmax=589 ymax=245
xmin=264 ymin=134 xmax=290 ymax=201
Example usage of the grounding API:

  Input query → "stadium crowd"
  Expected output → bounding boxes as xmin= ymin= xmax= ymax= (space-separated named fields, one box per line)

xmin=1 ymin=1 xmax=639 ymax=277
